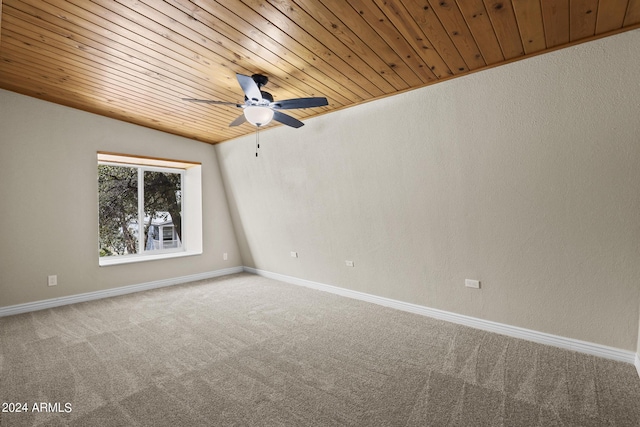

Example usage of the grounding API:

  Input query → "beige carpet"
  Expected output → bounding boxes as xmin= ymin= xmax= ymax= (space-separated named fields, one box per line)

xmin=1 ymin=273 xmax=639 ymax=426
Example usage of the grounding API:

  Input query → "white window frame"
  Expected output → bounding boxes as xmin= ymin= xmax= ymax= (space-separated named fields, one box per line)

xmin=98 ymin=153 xmax=203 ymax=266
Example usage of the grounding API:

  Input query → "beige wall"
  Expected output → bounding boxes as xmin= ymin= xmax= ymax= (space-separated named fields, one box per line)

xmin=0 ymin=89 xmax=241 ymax=308
xmin=216 ymin=29 xmax=640 ymax=351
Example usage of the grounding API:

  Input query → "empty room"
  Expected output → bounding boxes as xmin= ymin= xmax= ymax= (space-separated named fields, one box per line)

xmin=1 ymin=1 xmax=640 ymax=425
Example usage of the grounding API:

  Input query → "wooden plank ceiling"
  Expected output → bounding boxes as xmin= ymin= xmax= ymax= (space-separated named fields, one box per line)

xmin=1 ymin=0 xmax=639 ymax=144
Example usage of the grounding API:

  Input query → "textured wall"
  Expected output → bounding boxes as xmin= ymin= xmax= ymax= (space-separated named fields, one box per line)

xmin=216 ymin=29 xmax=640 ymax=351
xmin=0 ymin=90 xmax=241 ymax=307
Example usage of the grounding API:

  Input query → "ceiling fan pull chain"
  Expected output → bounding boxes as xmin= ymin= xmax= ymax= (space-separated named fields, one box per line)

xmin=255 ymin=127 xmax=259 ymax=157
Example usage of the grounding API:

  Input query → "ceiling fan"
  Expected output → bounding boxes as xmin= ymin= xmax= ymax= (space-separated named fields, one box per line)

xmin=182 ymin=73 xmax=328 ymax=129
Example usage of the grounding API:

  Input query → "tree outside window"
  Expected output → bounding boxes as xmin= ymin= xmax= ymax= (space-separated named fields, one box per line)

xmin=98 ymin=163 xmax=183 ymax=258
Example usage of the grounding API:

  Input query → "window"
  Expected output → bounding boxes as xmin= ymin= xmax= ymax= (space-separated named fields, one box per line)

xmin=97 ymin=153 xmax=202 ymax=266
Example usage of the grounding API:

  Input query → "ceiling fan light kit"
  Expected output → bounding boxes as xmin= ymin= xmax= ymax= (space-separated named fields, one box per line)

xmin=183 ymin=73 xmax=328 ymax=130
xmin=244 ymin=106 xmax=274 ymax=127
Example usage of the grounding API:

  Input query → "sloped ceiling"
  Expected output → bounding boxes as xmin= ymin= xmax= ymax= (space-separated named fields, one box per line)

xmin=1 ymin=0 xmax=639 ymax=144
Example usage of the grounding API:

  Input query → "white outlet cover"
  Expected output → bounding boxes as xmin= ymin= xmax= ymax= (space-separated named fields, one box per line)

xmin=465 ymin=279 xmax=480 ymax=289
xmin=345 ymin=260 xmax=354 ymax=267
xmin=290 ymin=251 xmax=298 ymax=258
xmin=48 ymin=275 xmax=57 ymax=286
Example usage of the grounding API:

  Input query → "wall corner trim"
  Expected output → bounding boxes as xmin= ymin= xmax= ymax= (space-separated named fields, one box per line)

xmin=0 ymin=267 xmax=244 ymax=317
xmin=244 ymin=267 xmax=638 ymax=368
xmin=635 ymin=354 xmax=640 ymax=379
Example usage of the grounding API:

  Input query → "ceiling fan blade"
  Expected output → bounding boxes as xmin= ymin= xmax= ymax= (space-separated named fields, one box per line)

xmin=270 ymin=97 xmax=328 ymax=110
xmin=229 ymin=114 xmax=246 ymax=127
xmin=273 ymin=110 xmax=304 ymax=128
xmin=182 ymin=98 xmax=241 ymax=107
xmin=236 ymin=74 xmax=262 ymax=103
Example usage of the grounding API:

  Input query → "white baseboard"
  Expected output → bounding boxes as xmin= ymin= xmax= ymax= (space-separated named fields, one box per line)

xmin=0 ymin=266 xmax=244 ymax=317
xmin=3 ymin=265 xmax=636 ymax=376
xmin=245 ymin=267 xmax=637 ymax=367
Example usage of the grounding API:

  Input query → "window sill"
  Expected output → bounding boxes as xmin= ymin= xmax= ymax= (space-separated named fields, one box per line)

xmin=99 ymin=250 xmax=202 ymax=267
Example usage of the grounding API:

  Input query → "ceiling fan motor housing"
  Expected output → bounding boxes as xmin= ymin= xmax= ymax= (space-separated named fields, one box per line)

xmin=243 ymin=91 xmax=273 ymax=105
xmin=260 ymin=91 xmax=273 ymax=103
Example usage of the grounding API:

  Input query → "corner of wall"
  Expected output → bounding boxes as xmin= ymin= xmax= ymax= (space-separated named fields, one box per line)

xmin=637 ymin=305 xmax=640 ymax=378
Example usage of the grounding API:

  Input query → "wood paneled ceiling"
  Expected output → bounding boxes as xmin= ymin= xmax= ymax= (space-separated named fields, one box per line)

xmin=1 ymin=1 xmax=639 ymax=144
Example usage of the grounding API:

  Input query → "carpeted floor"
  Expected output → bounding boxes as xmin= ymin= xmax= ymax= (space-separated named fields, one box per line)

xmin=1 ymin=273 xmax=639 ymax=426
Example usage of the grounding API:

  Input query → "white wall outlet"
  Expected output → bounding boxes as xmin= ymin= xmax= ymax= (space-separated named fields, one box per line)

xmin=290 ymin=251 xmax=298 ymax=258
xmin=223 ymin=252 xmax=228 ymax=261
xmin=48 ymin=275 xmax=58 ymax=287
xmin=345 ymin=260 xmax=355 ymax=267
xmin=465 ymin=279 xmax=480 ymax=289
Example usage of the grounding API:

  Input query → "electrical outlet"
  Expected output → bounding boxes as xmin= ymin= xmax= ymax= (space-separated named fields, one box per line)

xmin=48 ymin=275 xmax=58 ymax=287
xmin=465 ymin=279 xmax=480 ymax=289
xmin=290 ymin=251 xmax=298 ymax=258
xmin=223 ymin=252 xmax=228 ymax=261
xmin=345 ymin=260 xmax=354 ymax=267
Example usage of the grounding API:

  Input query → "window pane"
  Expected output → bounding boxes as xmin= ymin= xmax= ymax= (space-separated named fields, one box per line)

xmin=98 ymin=165 xmax=139 ymax=257
xmin=143 ymin=171 xmax=182 ymax=252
